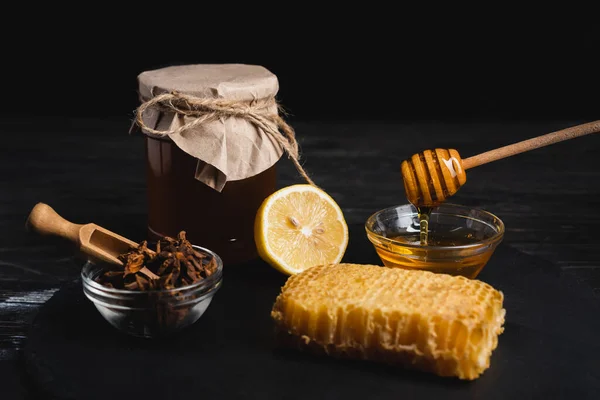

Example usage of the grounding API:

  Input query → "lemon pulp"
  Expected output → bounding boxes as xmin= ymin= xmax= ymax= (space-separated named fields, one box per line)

xmin=254 ymin=185 xmax=348 ymax=275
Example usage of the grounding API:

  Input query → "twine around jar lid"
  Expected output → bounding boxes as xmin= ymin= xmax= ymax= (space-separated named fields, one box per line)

xmin=133 ymin=64 xmax=315 ymax=191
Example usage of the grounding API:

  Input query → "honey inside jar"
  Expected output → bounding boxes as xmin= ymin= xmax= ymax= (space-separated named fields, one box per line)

xmin=145 ymin=135 xmax=276 ymax=265
xmin=131 ymin=64 xmax=303 ymax=266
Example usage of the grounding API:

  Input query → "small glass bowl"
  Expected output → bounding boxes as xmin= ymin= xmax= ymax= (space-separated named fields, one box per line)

xmin=81 ymin=245 xmax=223 ymax=338
xmin=365 ymin=203 xmax=504 ymax=279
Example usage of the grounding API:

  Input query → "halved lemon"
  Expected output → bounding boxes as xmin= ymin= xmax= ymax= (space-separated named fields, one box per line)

xmin=254 ymin=184 xmax=349 ymax=275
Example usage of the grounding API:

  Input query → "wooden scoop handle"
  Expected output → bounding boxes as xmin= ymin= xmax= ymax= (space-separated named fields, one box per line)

xmin=462 ymin=120 xmax=600 ymax=170
xmin=26 ymin=203 xmax=83 ymax=245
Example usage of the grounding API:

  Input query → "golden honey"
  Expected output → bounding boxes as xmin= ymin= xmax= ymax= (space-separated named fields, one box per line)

xmin=417 ymin=206 xmax=432 ymax=245
xmin=373 ymin=230 xmax=493 ymax=279
xmin=365 ymin=204 xmax=503 ymax=279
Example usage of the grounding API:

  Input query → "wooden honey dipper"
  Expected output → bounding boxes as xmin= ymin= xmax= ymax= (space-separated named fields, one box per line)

xmin=401 ymin=120 xmax=600 ymax=207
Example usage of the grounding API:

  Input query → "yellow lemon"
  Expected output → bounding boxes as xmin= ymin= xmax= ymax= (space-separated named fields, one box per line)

xmin=254 ymin=184 xmax=349 ymax=275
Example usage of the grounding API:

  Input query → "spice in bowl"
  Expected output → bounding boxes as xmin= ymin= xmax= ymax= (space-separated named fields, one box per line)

xmin=94 ymin=231 xmax=218 ymax=291
xmin=82 ymin=231 xmax=223 ymax=338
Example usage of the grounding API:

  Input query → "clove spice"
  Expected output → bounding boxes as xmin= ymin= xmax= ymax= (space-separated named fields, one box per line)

xmin=94 ymin=231 xmax=217 ymax=291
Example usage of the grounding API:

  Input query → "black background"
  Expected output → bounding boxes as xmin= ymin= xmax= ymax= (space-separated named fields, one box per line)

xmin=2 ymin=12 xmax=598 ymax=122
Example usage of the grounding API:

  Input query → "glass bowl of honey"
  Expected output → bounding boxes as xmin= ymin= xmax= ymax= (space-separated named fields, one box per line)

xmin=365 ymin=203 xmax=504 ymax=279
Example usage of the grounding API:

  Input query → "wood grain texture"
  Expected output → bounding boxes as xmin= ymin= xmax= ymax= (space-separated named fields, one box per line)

xmin=0 ymin=117 xmax=598 ymax=396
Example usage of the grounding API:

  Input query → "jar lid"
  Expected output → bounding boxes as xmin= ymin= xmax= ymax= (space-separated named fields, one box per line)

xmin=133 ymin=64 xmax=299 ymax=192
xmin=137 ymin=64 xmax=279 ymax=102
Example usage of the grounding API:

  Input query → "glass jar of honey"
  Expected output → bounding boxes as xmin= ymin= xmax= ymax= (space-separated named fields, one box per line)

xmin=131 ymin=64 xmax=301 ymax=265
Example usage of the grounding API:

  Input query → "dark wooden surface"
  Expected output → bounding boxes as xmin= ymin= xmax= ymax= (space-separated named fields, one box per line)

xmin=1 ymin=117 xmax=599 ymax=397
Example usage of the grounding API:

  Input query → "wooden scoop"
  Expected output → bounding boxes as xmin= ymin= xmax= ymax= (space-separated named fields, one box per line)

xmin=401 ymin=120 xmax=600 ymax=207
xmin=26 ymin=203 xmax=159 ymax=279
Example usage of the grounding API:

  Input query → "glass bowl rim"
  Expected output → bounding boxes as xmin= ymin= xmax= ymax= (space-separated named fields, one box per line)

xmin=365 ymin=203 xmax=505 ymax=251
xmin=81 ymin=244 xmax=223 ymax=296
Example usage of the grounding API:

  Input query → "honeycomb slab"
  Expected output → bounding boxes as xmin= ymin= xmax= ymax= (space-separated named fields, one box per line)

xmin=271 ymin=263 xmax=506 ymax=380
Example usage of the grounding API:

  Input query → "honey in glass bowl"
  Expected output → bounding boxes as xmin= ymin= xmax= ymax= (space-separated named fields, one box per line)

xmin=365 ymin=203 xmax=504 ymax=279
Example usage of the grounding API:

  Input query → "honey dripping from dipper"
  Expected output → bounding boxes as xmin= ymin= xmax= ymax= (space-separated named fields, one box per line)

xmin=417 ymin=206 xmax=431 ymax=246
xmin=401 ymin=149 xmax=466 ymax=246
xmin=399 ymin=122 xmax=600 ymax=249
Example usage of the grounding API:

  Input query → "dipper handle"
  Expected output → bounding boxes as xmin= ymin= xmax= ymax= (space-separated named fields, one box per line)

xmin=462 ymin=120 xmax=600 ymax=170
